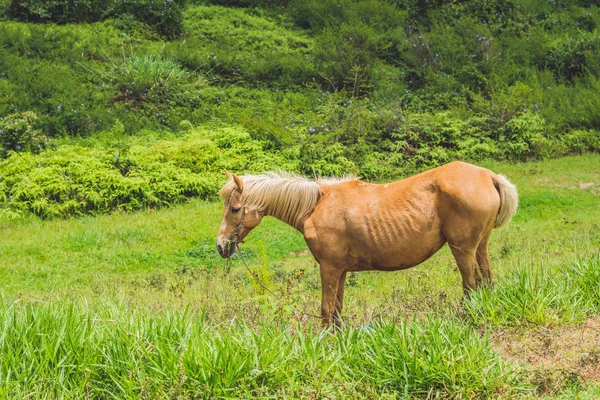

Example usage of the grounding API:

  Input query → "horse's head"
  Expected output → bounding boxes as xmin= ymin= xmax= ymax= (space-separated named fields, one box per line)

xmin=216 ymin=170 xmax=263 ymax=258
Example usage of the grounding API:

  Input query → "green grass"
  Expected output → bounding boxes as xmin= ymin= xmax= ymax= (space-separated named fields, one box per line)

xmin=0 ymin=303 xmax=527 ymax=398
xmin=0 ymin=154 xmax=599 ymax=397
xmin=465 ymin=257 xmax=600 ymax=327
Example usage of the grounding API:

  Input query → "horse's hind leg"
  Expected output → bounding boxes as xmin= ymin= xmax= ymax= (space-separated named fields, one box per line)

xmin=476 ymin=232 xmax=493 ymax=284
xmin=448 ymin=243 xmax=479 ymax=293
xmin=444 ymin=213 xmax=496 ymax=292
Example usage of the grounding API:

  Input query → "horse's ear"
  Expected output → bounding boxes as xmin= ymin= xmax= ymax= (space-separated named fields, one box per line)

xmin=224 ymin=169 xmax=243 ymax=191
xmin=231 ymin=172 xmax=244 ymax=192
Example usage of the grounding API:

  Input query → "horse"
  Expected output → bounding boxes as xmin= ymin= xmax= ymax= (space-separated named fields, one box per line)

xmin=217 ymin=161 xmax=518 ymax=326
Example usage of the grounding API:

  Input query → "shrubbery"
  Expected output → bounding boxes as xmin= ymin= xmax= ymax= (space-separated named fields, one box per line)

xmin=3 ymin=2 xmax=600 ymax=136
xmin=0 ymin=111 xmax=48 ymax=158
xmin=2 ymin=111 xmax=597 ymax=221
xmin=0 ymin=126 xmax=295 ymax=220
xmin=5 ymin=0 xmax=184 ymax=38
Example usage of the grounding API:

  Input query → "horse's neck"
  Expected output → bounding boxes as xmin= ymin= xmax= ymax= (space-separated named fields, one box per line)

xmin=243 ymin=176 xmax=323 ymax=233
xmin=261 ymin=194 xmax=319 ymax=234
xmin=262 ymin=206 xmax=310 ymax=234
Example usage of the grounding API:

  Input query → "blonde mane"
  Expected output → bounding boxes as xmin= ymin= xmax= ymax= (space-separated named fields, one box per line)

xmin=219 ymin=172 xmax=354 ymax=228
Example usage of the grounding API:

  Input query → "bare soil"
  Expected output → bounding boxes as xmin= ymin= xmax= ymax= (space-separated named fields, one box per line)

xmin=491 ymin=318 xmax=600 ymax=395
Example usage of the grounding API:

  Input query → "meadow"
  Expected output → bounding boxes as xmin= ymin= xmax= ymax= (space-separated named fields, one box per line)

xmin=0 ymin=154 xmax=599 ymax=398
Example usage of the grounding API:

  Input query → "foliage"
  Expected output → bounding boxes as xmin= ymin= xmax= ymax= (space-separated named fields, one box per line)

xmin=0 ymin=302 xmax=527 ymax=398
xmin=5 ymin=0 xmax=113 ymax=23
xmin=0 ymin=127 xmax=295 ymax=219
xmin=108 ymin=0 xmax=185 ymax=39
xmin=1 ymin=1 xmax=600 ymax=217
xmin=0 ymin=111 xmax=48 ymax=158
xmin=5 ymin=0 xmax=184 ymax=38
xmin=545 ymin=32 xmax=600 ymax=83
xmin=170 ymin=5 xmax=315 ymax=86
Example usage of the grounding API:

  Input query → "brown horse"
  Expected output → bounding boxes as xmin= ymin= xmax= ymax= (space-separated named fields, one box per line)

xmin=217 ymin=162 xmax=518 ymax=326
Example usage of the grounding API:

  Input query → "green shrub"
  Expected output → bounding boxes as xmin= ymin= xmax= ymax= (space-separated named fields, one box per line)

xmin=174 ymin=5 xmax=315 ymax=87
xmin=0 ymin=111 xmax=48 ymax=158
xmin=5 ymin=0 xmax=184 ymax=38
xmin=545 ymin=33 xmax=600 ymax=83
xmin=6 ymin=0 xmax=113 ymax=23
xmin=0 ymin=127 xmax=296 ymax=220
xmin=501 ymin=112 xmax=563 ymax=160
xmin=286 ymin=0 xmax=408 ymax=93
xmin=2 ymin=1 xmax=600 ymax=182
xmin=563 ymin=129 xmax=600 ymax=154
xmin=108 ymin=0 xmax=185 ymax=39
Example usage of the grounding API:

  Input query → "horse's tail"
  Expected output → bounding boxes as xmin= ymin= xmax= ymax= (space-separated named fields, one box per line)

xmin=492 ymin=174 xmax=518 ymax=228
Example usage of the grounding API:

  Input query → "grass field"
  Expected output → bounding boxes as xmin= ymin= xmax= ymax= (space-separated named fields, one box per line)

xmin=0 ymin=154 xmax=599 ymax=398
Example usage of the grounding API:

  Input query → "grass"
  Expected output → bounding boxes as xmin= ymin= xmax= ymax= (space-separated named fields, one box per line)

xmin=465 ymin=257 xmax=600 ymax=327
xmin=0 ymin=154 xmax=599 ymax=397
xmin=0 ymin=303 xmax=527 ymax=398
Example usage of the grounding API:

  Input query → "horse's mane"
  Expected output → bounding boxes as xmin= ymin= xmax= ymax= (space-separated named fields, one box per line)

xmin=219 ymin=172 xmax=355 ymax=228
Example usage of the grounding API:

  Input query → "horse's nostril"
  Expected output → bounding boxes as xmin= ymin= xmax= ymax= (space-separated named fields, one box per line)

xmin=217 ymin=243 xmax=229 ymax=258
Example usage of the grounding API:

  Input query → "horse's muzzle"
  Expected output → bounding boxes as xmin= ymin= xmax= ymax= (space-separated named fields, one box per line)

xmin=217 ymin=243 xmax=229 ymax=258
xmin=216 ymin=241 xmax=237 ymax=258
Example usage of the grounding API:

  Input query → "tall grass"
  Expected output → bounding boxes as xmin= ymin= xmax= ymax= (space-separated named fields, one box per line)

xmin=465 ymin=257 xmax=600 ymax=327
xmin=116 ymin=54 xmax=188 ymax=97
xmin=0 ymin=302 xmax=528 ymax=398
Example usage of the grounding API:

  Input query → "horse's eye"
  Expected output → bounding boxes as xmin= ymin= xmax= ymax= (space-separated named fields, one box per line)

xmin=232 ymin=207 xmax=241 ymax=213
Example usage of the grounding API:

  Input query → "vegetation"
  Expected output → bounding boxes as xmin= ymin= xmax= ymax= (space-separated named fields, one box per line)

xmin=1 ymin=2 xmax=599 ymax=219
xmin=1 ymin=0 xmax=599 ymax=397
xmin=0 ymin=304 xmax=526 ymax=398
xmin=0 ymin=126 xmax=295 ymax=219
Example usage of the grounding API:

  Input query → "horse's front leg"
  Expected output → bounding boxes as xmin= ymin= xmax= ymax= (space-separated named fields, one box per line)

xmin=332 ymin=271 xmax=347 ymax=328
xmin=319 ymin=264 xmax=345 ymax=328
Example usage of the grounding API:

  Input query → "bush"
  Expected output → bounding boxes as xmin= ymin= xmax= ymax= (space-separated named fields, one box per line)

xmin=501 ymin=112 xmax=562 ymax=160
xmin=545 ymin=33 xmax=600 ymax=83
xmin=173 ymin=5 xmax=315 ymax=87
xmin=2 ymin=0 xmax=600 ymax=186
xmin=108 ymin=0 xmax=185 ymax=39
xmin=0 ymin=111 xmax=48 ymax=158
xmin=6 ymin=0 xmax=113 ymax=23
xmin=286 ymin=0 xmax=408 ymax=93
xmin=0 ymin=127 xmax=296 ymax=220
xmin=5 ymin=0 xmax=184 ymax=38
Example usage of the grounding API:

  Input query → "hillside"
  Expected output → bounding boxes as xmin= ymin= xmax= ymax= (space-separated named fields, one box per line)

xmin=1 ymin=0 xmax=599 ymax=220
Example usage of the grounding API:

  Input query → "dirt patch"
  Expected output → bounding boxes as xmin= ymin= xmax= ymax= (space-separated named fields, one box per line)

xmin=290 ymin=249 xmax=311 ymax=257
xmin=490 ymin=318 xmax=600 ymax=395
xmin=575 ymin=181 xmax=600 ymax=195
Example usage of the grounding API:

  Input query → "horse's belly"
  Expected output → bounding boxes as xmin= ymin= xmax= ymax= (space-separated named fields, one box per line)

xmin=351 ymin=231 xmax=445 ymax=272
